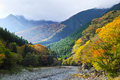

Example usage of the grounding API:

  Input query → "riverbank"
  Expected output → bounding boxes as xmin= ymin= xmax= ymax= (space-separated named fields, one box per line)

xmin=0 ymin=66 xmax=107 ymax=80
xmin=0 ymin=66 xmax=66 ymax=80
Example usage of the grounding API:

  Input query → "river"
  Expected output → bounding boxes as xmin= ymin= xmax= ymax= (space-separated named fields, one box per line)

xmin=39 ymin=66 xmax=85 ymax=80
xmin=1 ymin=66 xmax=93 ymax=80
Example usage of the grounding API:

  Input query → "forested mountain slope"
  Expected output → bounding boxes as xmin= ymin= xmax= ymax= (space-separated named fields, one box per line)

xmin=38 ymin=8 xmax=108 ymax=45
xmin=64 ymin=12 xmax=120 ymax=78
xmin=48 ymin=3 xmax=120 ymax=59
xmin=16 ymin=23 xmax=66 ymax=42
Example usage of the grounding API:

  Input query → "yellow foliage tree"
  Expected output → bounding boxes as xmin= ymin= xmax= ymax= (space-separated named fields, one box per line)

xmin=92 ymin=15 xmax=120 ymax=76
xmin=0 ymin=41 xmax=6 ymax=65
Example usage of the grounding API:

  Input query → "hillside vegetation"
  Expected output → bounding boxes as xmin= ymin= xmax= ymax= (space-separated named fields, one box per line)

xmin=48 ymin=3 xmax=120 ymax=59
xmin=48 ymin=10 xmax=120 ymax=59
xmin=38 ymin=8 xmax=108 ymax=45
xmin=0 ymin=27 xmax=58 ymax=73
xmin=63 ymin=13 xmax=120 ymax=77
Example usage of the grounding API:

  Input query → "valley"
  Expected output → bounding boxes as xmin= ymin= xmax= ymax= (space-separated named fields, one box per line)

xmin=0 ymin=2 xmax=120 ymax=80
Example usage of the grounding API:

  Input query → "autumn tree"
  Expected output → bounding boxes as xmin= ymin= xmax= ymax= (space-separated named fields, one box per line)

xmin=0 ymin=41 xmax=6 ymax=65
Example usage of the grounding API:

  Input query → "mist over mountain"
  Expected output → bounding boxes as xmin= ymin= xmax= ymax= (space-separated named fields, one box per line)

xmin=0 ymin=14 xmax=58 ymax=32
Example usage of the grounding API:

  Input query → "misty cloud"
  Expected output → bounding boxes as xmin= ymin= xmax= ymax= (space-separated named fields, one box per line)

xmin=0 ymin=0 xmax=120 ymax=21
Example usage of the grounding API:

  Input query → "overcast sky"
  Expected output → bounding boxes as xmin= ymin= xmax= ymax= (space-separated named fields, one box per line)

xmin=0 ymin=0 xmax=120 ymax=21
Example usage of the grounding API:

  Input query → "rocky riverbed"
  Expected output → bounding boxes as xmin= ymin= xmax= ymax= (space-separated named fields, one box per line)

xmin=0 ymin=66 xmax=98 ymax=80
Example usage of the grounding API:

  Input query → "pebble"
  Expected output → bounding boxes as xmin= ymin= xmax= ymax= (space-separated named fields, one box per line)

xmin=0 ymin=66 xmax=89 ymax=80
xmin=0 ymin=67 xmax=70 ymax=80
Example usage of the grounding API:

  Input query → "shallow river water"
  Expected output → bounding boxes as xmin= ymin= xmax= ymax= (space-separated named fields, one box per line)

xmin=1 ymin=66 xmax=89 ymax=80
xmin=39 ymin=66 xmax=86 ymax=80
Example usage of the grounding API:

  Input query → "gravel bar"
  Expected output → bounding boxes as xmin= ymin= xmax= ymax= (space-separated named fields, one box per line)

xmin=0 ymin=67 xmax=71 ymax=80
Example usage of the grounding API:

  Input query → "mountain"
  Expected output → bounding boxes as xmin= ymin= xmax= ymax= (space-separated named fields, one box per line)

xmin=0 ymin=8 xmax=108 ymax=43
xmin=63 ymin=10 xmax=120 ymax=77
xmin=38 ymin=8 xmax=108 ymax=45
xmin=0 ymin=14 xmax=58 ymax=32
xmin=47 ymin=2 xmax=120 ymax=59
xmin=15 ymin=23 xmax=66 ymax=42
xmin=65 ymin=10 xmax=120 ymax=64
xmin=46 ymin=23 xmax=90 ymax=58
